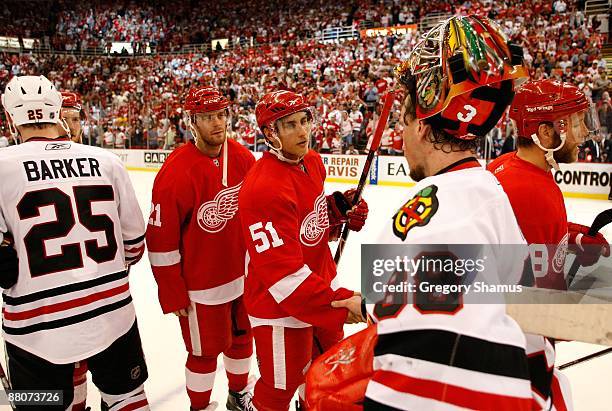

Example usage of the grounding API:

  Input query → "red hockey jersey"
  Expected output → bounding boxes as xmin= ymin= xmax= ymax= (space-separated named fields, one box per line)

xmin=239 ymin=151 xmax=353 ymax=331
xmin=488 ymin=152 xmax=568 ymax=290
xmin=488 ymin=152 xmax=573 ymax=409
xmin=146 ymin=140 xmax=255 ymax=313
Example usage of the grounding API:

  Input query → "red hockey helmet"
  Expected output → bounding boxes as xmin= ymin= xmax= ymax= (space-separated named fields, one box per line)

xmin=395 ymin=15 xmax=528 ymax=139
xmin=184 ymin=86 xmax=229 ymax=114
xmin=60 ymin=91 xmax=82 ymax=111
xmin=255 ymin=90 xmax=312 ymax=131
xmin=509 ymin=79 xmax=596 ymax=138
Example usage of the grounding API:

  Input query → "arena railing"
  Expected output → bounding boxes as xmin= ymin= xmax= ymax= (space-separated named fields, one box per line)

xmin=419 ymin=12 xmax=452 ymax=33
xmin=0 ymin=25 xmax=360 ymax=57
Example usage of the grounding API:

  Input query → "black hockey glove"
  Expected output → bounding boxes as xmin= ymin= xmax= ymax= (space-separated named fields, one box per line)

xmin=0 ymin=236 xmax=19 ymax=289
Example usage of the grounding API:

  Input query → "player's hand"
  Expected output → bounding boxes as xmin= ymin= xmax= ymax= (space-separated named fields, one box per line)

xmin=173 ymin=308 xmax=189 ymax=317
xmin=327 ymin=190 xmax=369 ymax=232
xmin=332 ymin=293 xmax=365 ymax=324
xmin=344 ymin=189 xmax=368 ymax=232
xmin=568 ymin=222 xmax=610 ymax=267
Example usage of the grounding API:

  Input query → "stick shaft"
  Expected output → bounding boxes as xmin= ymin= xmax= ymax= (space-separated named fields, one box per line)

xmin=334 ymin=92 xmax=395 ymax=264
xmin=0 ymin=352 xmax=16 ymax=410
xmin=559 ymin=347 xmax=612 ymax=370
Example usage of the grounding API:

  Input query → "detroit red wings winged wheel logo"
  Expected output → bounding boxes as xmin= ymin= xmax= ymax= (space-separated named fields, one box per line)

xmin=197 ymin=183 xmax=242 ymax=233
xmin=300 ymin=191 xmax=329 ymax=246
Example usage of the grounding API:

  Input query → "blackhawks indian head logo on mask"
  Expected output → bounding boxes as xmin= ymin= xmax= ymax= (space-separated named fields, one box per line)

xmin=393 ymin=185 xmax=439 ymax=240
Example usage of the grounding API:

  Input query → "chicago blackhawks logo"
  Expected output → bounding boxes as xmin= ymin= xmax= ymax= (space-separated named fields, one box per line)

xmin=393 ymin=185 xmax=439 ymax=241
xmin=300 ymin=191 xmax=329 ymax=246
xmin=418 ymin=67 xmax=443 ymax=110
xmin=197 ymin=183 xmax=242 ymax=233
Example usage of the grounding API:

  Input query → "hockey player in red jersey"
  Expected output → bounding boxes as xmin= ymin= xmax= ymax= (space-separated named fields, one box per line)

xmin=145 ymin=86 xmax=255 ymax=411
xmin=0 ymin=75 xmax=149 ymax=411
xmin=488 ymin=79 xmax=609 ymax=410
xmin=60 ymin=91 xmax=85 ymax=143
xmin=306 ymin=15 xmax=537 ymax=410
xmin=238 ymin=90 xmax=368 ymax=410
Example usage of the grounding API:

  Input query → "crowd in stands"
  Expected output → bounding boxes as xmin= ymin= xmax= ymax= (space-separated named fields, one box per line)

xmin=0 ymin=0 xmax=610 ymax=161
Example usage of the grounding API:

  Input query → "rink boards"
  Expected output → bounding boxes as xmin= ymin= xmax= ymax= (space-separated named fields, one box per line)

xmin=111 ymin=149 xmax=612 ymax=200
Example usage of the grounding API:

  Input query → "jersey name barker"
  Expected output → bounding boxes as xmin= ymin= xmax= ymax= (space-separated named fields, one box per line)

xmin=23 ymin=157 xmax=102 ymax=182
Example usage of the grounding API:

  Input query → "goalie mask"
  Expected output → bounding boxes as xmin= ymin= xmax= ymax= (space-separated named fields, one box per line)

xmin=394 ymin=15 xmax=528 ymax=139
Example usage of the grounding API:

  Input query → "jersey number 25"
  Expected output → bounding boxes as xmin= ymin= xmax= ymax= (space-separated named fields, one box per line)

xmin=17 ymin=186 xmax=118 ymax=277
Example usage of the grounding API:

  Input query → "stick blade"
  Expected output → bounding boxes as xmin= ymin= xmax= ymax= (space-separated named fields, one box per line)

xmin=591 ymin=208 xmax=612 ymax=235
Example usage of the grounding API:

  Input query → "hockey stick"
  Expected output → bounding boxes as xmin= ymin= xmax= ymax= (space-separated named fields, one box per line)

xmin=0 ymin=348 xmax=16 ymax=410
xmin=559 ymin=347 xmax=612 ymax=370
xmin=334 ymin=92 xmax=395 ymax=264
xmin=566 ymin=208 xmax=612 ymax=287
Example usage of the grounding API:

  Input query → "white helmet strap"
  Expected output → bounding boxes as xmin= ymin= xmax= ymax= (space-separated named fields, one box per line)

xmin=530 ymin=120 xmax=567 ymax=171
xmin=264 ymin=127 xmax=304 ymax=165
xmin=59 ymin=117 xmax=71 ymax=137
xmin=5 ymin=110 xmax=18 ymax=137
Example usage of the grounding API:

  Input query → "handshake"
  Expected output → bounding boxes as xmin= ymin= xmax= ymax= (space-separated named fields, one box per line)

xmin=332 ymin=292 xmax=366 ymax=324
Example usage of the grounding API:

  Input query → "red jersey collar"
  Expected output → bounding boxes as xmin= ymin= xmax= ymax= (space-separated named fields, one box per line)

xmin=510 ymin=152 xmax=553 ymax=177
xmin=434 ymin=157 xmax=481 ymax=176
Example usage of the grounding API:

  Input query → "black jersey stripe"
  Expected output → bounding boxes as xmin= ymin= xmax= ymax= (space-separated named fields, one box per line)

xmin=527 ymin=352 xmax=553 ymax=400
xmin=123 ymin=234 xmax=145 ymax=245
xmin=363 ymin=398 xmax=403 ymax=410
xmin=374 ymin=329 xmax=529 ymax=380
xmin=3 ymin=296 xmax=132 ymax=335
xmin=3 ymin=270 xmax=128 ymax=306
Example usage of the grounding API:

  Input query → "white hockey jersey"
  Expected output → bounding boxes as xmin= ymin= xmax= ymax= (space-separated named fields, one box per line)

xmin=0 ymin=138 xmax=145 ymax=364
xmin=365 ymin=159 xmax=535 ymax=410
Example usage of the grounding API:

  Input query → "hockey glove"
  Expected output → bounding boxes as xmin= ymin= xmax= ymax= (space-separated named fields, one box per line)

xmin=327 ymin=189 xmax=369 ymax=232
xmin=568 ymin=222 xmax=610 ymax=267
xmin=305 ymin=325 xmax=377 ymax=411
xmin=0 ymin=234 xmax=18 ymax=289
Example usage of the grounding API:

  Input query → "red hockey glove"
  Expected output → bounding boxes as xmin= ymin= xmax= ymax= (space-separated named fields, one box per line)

xmin=327 ymin=189 xmax=369 ymax=232
xmin=344 ymin=189 xmax=368 ymax=232
xmin=568 ymin=222 xmax=610 ymax=267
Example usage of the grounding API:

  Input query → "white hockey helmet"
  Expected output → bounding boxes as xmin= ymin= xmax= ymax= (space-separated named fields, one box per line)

xmin=2 ymin=75 xmax=64 ymax=135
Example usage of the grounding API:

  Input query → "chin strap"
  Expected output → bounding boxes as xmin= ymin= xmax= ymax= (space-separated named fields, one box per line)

xmin=5 ymin=110 xmax=18 ymax=137
xmin=222 ymin=139 xmax=228 ymax=187
xmin=530 ymin=122 xmax=567 ymax=171
xmin=264 ymin=129 xmax=306 ymax=165
xmin=187 ymin=116 xmax=200 ymax=143
xmin=188 ymin=114 xmax=229 ymax=186
xmin=59 ymin=118 xmax=71 ymax=138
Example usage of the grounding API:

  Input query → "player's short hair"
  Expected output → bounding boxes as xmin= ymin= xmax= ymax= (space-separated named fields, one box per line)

xmin=516 ymin=121 xmax=554 ymax=148
xmin=401 ymin=88 xmax=479 ymax=153
xmin=516 ymin=136 xmax=534 ymax=148
xmin=19 ymin=122 xmax=56 ymax=130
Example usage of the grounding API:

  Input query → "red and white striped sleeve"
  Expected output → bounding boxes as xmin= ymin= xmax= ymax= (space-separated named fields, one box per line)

xmin=145 ymin=166 xmax=193 ymax=313
xmin=112 ymin=156 xmax=146 ymax=266
xmin=240 ymin=184 xmax=352 ymax=330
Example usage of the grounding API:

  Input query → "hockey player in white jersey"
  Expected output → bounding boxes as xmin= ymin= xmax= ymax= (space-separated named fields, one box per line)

xmin=306 ymin=16 xmax=540 ymax=410
xmin=0 ymin=75 xmax=149 ymax=411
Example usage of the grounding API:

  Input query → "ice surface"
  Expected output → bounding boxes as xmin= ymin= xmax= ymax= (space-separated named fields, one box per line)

xmin=2 ymin=169 xmax=609 ymax=410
